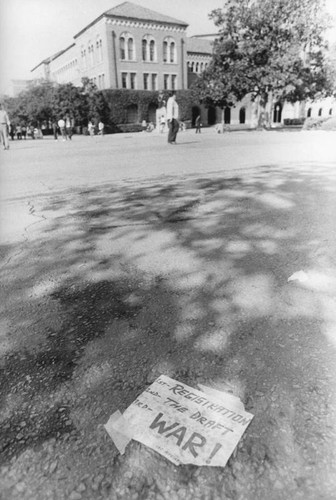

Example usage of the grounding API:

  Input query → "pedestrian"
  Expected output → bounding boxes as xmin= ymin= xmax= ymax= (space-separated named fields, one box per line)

xmin=21 ymin=124 xmax=27 ymax=139
xmin=65 ymin=116 xmax=72 ymax=140
xmin=166 ymin=91 xmax=179 ymax=144
xmin=9 ymin=124 xmax=15 ymax=141
xmin=16 ymin=124 xmax=22 ymax=140
xmin=58 ymin=118 xmax=66 ymax=141
xmin=0 ymin=102 xmax=11 ymax=150
xmin=88 ymin=120 xmax=95 ymax=137
xmin=159 ymin=108 xmax=166 ymax=133
xmin=195 ymin=115 xmax=202 ymax=133
xmin=98 ymin=120 xmax=105 ymax=136
xmin=52 ymin=121 xmax=58 ymax=140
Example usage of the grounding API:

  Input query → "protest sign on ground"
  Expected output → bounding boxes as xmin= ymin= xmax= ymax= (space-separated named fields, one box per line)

xmin=105 ymin=375 xmax=253 ymax=467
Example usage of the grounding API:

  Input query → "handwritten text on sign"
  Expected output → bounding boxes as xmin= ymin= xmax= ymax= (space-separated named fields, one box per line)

xmin=109 ymin=375 xmax=253 ymax=467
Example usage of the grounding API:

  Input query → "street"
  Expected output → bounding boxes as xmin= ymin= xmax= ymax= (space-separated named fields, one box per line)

xmin=1 ymin=129 xmax=336 ymax=500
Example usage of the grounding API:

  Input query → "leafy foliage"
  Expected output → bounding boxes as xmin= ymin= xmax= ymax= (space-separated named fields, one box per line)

xmin=5 ymin=79 xmax=198 ymax=130
xmin=193 ymin=0 xmax=334 ymax=110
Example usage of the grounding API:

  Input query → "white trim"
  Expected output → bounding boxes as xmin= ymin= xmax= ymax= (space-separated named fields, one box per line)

xmin=106 ymin=18 xmax=186 ymax=33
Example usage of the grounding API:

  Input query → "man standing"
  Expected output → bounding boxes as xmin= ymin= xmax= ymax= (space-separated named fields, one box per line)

xmin=98 ymin=120 xmax=105 ymax=136
xmin=58 ymin=118 xmax=66 ymax=141
xmin=166 ymin=91 xmax=179 ymax=144
xmin=0 ymin=103 xmax=11 ymax=150
xmin=195 ymin=114 xmax=202 ymax=133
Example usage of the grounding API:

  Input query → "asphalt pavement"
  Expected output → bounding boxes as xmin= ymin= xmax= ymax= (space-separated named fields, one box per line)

xmin=1 ymin=129 xmax=336 ymax=500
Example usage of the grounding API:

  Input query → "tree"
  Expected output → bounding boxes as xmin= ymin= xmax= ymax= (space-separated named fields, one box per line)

xmin=6 ymin=81 xmax=56 ymax=126
xmin=52 ymin=83 xmax=87 ymax=125
xmin=193 ymin=0 xmax=334 ymax=127
xmin=81 ymin=77 xmax=108 ymax=124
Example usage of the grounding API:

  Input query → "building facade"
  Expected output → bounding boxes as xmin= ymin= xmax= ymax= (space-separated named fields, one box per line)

xmin=30 ymin=1 xmax=335 ymax=127
xmin=31 ymin=2 xmax=195 ymax=92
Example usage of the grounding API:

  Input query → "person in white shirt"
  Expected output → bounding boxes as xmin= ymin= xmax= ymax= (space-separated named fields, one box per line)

xmin=0 ymin=103 xmax=11 ymax=150
xmin=57 ymin=118 xmax=66 ymax=141
xmin=98 ymin=121 xmax=105 ymax=136
xmin=166 ymin=92 xmax=179 ymax=144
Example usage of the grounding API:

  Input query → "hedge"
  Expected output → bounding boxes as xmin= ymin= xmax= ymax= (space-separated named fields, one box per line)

xmin=101 ymin=89 xmax=199 ymax=127
xmin=302 ymin=117 xmax=330 ymax=130
xmin=283 ymin=118 xmax=305 ymax=126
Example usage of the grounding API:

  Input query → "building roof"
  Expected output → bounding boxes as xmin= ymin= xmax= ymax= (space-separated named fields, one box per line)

xmin=74 ymin=1 xmax=188 ymax=38
xmin=186 ymin=37 xmax=213 ymax=55
xmin=104 ymin=2 xmax=188 ymax=26
xmin=31 ymin=44 xmax=75 ymax=72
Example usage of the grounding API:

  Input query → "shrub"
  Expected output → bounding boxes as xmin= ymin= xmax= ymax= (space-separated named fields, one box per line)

xmin=302 ymin=117 xmax=329 ymax=130
xmin=102 ymin=89 xmax=199 ymax=128
xmin=283 ymin=118 xmax=305 ymax=126
xmin=115 ymin=123 xmax=144 ymax=133
xmin=321 ymin=117 xmax=336 ymax=130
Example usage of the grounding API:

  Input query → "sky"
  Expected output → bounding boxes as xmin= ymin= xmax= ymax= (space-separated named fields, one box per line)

xmin=0 ymin=0 xmax=336 ymax=96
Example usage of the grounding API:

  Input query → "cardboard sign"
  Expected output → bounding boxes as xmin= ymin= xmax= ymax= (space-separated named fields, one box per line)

xmin=105 ymin=375 xmax=253 ymax=467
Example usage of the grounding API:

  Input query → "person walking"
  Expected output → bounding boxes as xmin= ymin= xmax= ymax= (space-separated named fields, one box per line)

xmin=166 ymin=91 xmax=179 ymax=144
xmin=88 ymin=120 xmax=95 ymax=137
xmin=98 ymin=121 xmax=105 ymax=136
xmin=52 ymin=121 xmax=58 ymax=140
xmin=9 ymin=124 xmax=15 ymax=141
xmin=195 ymin=114 xmax=202 ymax=133
xmin=0 ymin=102 xmax=11 ymax=150
xmin=21 ymin=124 xmax=27 ymax=139
xmin=58 ymin=118 xmax=66 ymax=141
xmin=65 ymin=116 xmax=73 ymax=140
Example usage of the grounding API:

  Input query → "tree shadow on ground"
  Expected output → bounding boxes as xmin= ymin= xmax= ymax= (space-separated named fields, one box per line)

xmin=1 ymin=162 xmax=336 ymax=499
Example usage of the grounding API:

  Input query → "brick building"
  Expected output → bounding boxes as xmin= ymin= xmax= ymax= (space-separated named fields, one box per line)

xmin=30 ymin=1 xmax=335 ymax=127
xmin=31 ymin=2 xmax=212 ymax=93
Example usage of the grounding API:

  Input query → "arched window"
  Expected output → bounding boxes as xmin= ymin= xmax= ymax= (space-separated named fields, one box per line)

xmin=149 ymin=40 xmax=155 ymax=62
xmin=170 ymin=41 xmax=175 ymax=63
xmin=273 ymin=102 xmax=282 ymax=123
xmin=81 ymin=47 xmax=87 ymax=68
xmin=128 ymin=38 xmax=134 ymax=60
xmin=330 ymin=108 xmax=333 ymax=116
xmin=191 ymin=62 xmax=195 ymax=73
xmin=200 ymin=62 xmax=204 ymax=72
xmin=88 ymin=43 xmax=94 ymax=66
xmin=318 ymin=108 xmax=322 ymax=116
xmin=163 ymin=37 xmax=176 ymax=63
xmin=120 ymin=36 xmax=126 ymax=60
xmin=142 ymin=39 xmax=148 ymax=61
xmin=224 ymin=107 xmax=231 ymax=124
xmin=239 ymin=107 xmax=246 ymax=124
xmin=120 ymin=33 xmax=135 ymax=61
xmin=142 ymin=35 xmax=156 ymax=62
xmin=163 ymin=41 xmax=168 ymax=62
xmin=307 ymin=107 xmax=312 ymax=118
xmin=195 ymin=62 xmax=199 ymax=73
xmin=98 ymin=39 xmax=103 ymax=61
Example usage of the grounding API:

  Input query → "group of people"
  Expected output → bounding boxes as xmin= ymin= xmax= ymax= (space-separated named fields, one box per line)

xmin=166 ymin=91 xmax=202 ymax=144
xmin=88 ymin=120 xmax=105 ymax=137
xmin=1 ymin=94 xmax=202 ymax=151
xmin=54 ymin=117 xmax=73 ymax=141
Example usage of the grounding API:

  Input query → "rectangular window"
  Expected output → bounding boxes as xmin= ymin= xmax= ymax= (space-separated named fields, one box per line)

xmin=143 ymin=73 xmax=149 ymax=90
xmin=122 ymin=72 xmax=127 ymax=89
xmin=163 ymin=74 xmax=169 ymax=90
xmin=171 ymin=74 xmax=177 ymax=90
xmin=151 ymin=73 xmax=157 ymax=91
xmin=130 ymin=73 xmax=136 ymax=89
